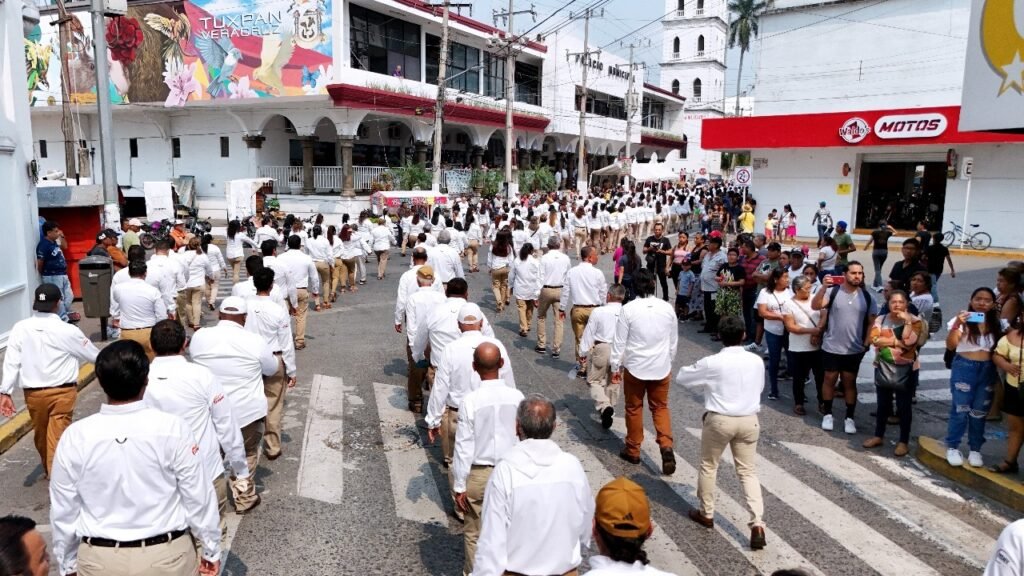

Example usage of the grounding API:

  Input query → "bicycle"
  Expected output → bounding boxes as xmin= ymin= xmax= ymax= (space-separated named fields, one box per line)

xmin=941 ymin=220 xmax=991 ymax=250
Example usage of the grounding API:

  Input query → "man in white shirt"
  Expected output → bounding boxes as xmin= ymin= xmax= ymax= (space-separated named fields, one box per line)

xmin=232 ymin=255 xmax=291 ymax=310
xmin=611 ymin=269 xmax=678 ymax=476
xmin=0 ymin=284 xmax=100 ymax=477
xmin=675 ymin=316 xmax=766 ymax=550
xmin=394 ymin=247 xmax=441 ymax=335
xmin=588 ymin=477 xmax=678 ymax=575
xmin=260 ymin=241 xmax=300 ymax=314
xmin=253 ymin=217 xmax=277 ymax=248
xmin=370 ymin=218 xmax=394 ymax=280
xmin=244 ymin=268 xmax=297 ymax=460
xmin=49 ymin=340 xmax=221 ymax=576
xmin=580 ymin=284 xmax=625 ymax=430
xmin=426 ymin=303 xmax=514 ymax=521
xmin=189 ymin=297 xmax=278 ymax=512
xmin=452 ymin=342 xmax=523 ymax=575
xmin=986 ymin=519 xmax=1024 ymax=576
xmin=146 ymin=320 xmax=251 ymax=539
xmin=403 ymin=266 xmax=447 ymax=413
xmin=561 ymin=246 xmax=609 ymax=365
xmin=536 ymin=236 xmax=571 ymax=356
xmin=111 ymin=260 xmax=167 ymax=360
xmin=411 ymin=278 xmax=494 ymax=371
xmin=147 ymin=239 xmax=186 ymax=320
xmin=473 ymin=394 xmax=593 ymax=576
xmin=432 ymin=230 xmax=464 ymax=287
xmin=276 ymin=235 xmax=320 ymax=350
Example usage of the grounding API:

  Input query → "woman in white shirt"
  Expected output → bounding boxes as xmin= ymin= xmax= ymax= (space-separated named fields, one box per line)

xmin=757 ymin=268 xmax=793 ymax=401
xmin=508 ymin=242 xmax=541 ymax=337
xmin=307 ymin=225 xmax=334 ymax=310
xmin=337 ymin=225 xmax=364 ymax=293
xmin=571 ymin=207 xmax=588 ymax=259
xmin=511 ymin=220 xmax=529 ymax=256
xmin=180 ymin=237 xmax=213 ymax=331
xmin=587 ymin=204 xmax=604 ymax=254
xmin=465 ymin=212 xmax=483 ymax=272
xmin=201 ymin=234 xmax=226 ymax=311
xmin=817 ymin=235 xmax=839 ymax=278
xmin=225 ymin=220 xmax=258 ymax=283
xmin=782 ymin=274 xmax=825 ymax=416
xmin=488 ymin=229 xmax=514 ymax=313
xmin=477 ymin=206 xmax=491 ymax=244
xmin=400 ymin=210 xmax=414 ymax=257
xmin=327 ymin=225 xmax=343 ymax=303
xmin=370 ymin=218 xmax=394 ymax=280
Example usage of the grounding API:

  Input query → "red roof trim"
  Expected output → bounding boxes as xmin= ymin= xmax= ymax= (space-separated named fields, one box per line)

xmin=644 ymin=83 xmax=686 ymax=104
xmin=326 ymin=83 xmax=551 ymax=131
xmin=641 ymin=133 xmax=686 ymax=149
xmin=392 ymin=0 xmax=548 ymax=53
xmin=702 ymin=105 xmax=1024 ymax=150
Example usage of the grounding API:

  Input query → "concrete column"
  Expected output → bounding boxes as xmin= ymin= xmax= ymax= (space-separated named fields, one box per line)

xmin=415 ymin=141 xmax=428 ymax=166
xmin=471 ymin=146 xmax=484 ymax=169
xmin=340 ymin=136 xmax=355 ymax=197
xmin=301 ymin=136 xmax=317 ymax=195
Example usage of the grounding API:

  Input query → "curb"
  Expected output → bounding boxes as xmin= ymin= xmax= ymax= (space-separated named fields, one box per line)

xmin=916 ymin=436 xmax=1024 ymax=513
xmin=0 ymin=364 xmax=96 ymax=456
xmin=793 ymin=235 xmax=1022 ymax=259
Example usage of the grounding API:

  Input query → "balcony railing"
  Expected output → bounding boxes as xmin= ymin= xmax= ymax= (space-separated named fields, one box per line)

xmin=259 ymin=166 xmax=476 ymax=193
xmin=695 ymin=8 xmax=704 ymax=16
xmin=676 ymin=9 xmax=685 ymax=17
xmin=672 ymin=51 xmax=680 ymax=60
xmin=696 ymin=50 xmax=705 ymax=58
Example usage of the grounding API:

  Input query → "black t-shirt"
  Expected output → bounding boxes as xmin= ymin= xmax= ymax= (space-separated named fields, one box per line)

xmin=644 ymin=235 xmax=671 ymax=269
xmin=888 ymin=259 xmax=927 ymax=292
xmin=925 ymin=243 xmax=950 ymax=275
xmin=915 ymin=230 xmax=931 ymax=250
xmin=870 ymin=229 xmax=893 ymax=250
xmin=724 ymin=264 xmax=746 ymax=284
xmin=690 ymin=245 xmax=707 ymax=275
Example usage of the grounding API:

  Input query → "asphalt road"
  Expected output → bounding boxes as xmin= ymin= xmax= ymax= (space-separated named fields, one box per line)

xmin=0 ymin=238 xmax=1017 ymax=576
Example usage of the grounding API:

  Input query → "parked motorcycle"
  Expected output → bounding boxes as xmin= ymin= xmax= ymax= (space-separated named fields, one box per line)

xmin=139 ymin=219 xmax=171 ymax=250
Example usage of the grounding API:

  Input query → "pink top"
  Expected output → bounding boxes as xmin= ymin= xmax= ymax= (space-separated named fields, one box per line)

xmin=613 ymin=246 xmax=624 ymax=278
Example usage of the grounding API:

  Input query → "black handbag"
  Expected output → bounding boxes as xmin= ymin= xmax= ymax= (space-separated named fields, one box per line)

xmin=875 ymin=361 xmax=913 ymax=392
xmin=944 ymin=348 xmax=955 ymax=369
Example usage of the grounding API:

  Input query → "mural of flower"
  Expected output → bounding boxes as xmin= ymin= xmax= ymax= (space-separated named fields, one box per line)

xmin=163 ymin=60 xmax=200 ymax=107
xmin=106 ymin=16 xmax=144 ymax=65
xmin=228 ymin=76 xmax=259 ymax=99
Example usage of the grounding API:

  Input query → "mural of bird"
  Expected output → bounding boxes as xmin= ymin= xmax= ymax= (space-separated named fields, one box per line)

xmin=253 ymin=29 xmax=295 ymax=96
xmin=144 ymin=12 xmax=194 ymax=64
xmin=194 ymin=33 xmax=240 ymax=98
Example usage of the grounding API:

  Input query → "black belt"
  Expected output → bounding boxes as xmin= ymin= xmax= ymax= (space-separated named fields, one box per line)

xmin=543 ymin=285 xmax=562 ymax=289
xmin=471 ymin=464 xmax=495 ymax=470
xmin=574 ymin=304 xmax=598 ymax=308
xmin=83 ymin=529 xmax=189 ymax=548
xmin=53 ymin=383 xmax=76 ymax=389
xmin=446 ymin=405 xmax=459 ymax=412
xmin=273 ymin=351 xmax=283 ymax=356
xmin=594 ymin=340 xmax=609 ymax=345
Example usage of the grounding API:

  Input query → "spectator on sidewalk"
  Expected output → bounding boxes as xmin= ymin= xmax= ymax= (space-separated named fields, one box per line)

xmin=36 ymin=221 xmax=79 ymax=323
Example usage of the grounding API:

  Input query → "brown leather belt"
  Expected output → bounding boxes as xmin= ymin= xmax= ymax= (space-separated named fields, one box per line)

xmin=574 ymin=304 xmax=598 ymax=308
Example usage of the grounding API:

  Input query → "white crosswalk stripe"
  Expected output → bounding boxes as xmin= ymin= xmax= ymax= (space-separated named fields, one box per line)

xmin=296 ymin=374 xmax=346 ymax=504
xmin=854 ymin=348 xmax=952 ymax=404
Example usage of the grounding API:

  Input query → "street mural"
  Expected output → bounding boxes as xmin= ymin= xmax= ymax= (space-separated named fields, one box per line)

xmin=25 ymin=0 xmax=333 ymax=107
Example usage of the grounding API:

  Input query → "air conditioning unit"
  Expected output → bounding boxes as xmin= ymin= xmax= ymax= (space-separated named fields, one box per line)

xmin=388 ymin=123 xmax=401 ymax=139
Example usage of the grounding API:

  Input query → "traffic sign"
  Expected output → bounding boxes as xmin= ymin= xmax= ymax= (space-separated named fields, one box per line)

xmin=735 ymin=166 xmax=753 ymax=185
xmin=961 ymin=156 xmax=973 ymax=180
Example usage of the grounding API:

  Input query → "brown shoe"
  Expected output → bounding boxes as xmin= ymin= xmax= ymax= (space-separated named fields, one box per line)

xmin=793 ymin=405 xmax=806 ymax=416
xmin=618 ymin=449 xmax=640 ymax=465
xmin=264 ymin=451 xmax=281 ymax=461
xmin=236 ymin=494 xmax=262 ymax=515
xmin=408 ymin=402 xmax=423 ymax=414
xmin=661 ymin=447 xmax=676 ymax=476
xmin=862 ymin=436 xmax=884 ymax=449
xmin=688 ymin=508 xmax=714 ymax=528
xmin=750 ymin=526 xmax=767 ymax=550
xmin=894 ymin=442 xmax=909 ymax=457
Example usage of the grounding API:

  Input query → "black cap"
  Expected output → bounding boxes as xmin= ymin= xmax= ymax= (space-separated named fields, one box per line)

xmin=33 ymin=283 xmax=62 ymax=311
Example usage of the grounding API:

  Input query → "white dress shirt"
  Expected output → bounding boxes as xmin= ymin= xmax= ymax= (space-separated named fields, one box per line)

xmin=206 ymin=243 xmax=226 ymax=274
xmin=986 ymin=519 xmax=1024 ymax=576
xmin=473 ymin=438 xmax=594 ymax=576
xmin=452 ymin=379 xmax=523 ymax=493
xmin=253 ymin=226 xmax=277 ymax=248
xmin=487 ymin=249 xmax=511 ymax=270
xmin=586 ymin=556 xmax=678 ymax=575
xmin=539 ymin=249 xmax=571 ymax=288
xmin=276 ymin=249 xmax=320 ymax=293
xmin=244 ymin=295 xmax=296 ymax=377
xmin=231 ymin=278 xmax=289 ymax=311
xmin=370 ymin=223 xmax=394 ymax=251
xmin=224 ymin=233 xmax=257 ymax=260
xmin=412 ymin=297 xmax=495 ymax=365
xmin=179 ymin=251 xmax=213 ymax=289
xmin=0 ymin=313 xmax=99 ymax=395
xmin=610 ymin=296 xmax=679 ymax=380
xmin=306 ymin=235 xmax=333 ymax=263
xmin=146 ymin=356 xmax=250 ymax=481
xmin=394 ymin=265 xmax=443 ymax=327
xmin=433 ymin=244 xmax=465 ymax=283
xmin=426 ymin=330 xmax=515 ymax=429
xmin=340 ymin=238 xmax=365 ymax=259
xmin=675 ymin=346 xmax=764 ymax=416
xmin=405 ymin=287 xmax=449 ymax=347
xmin=561 ymin=262 xmax=609 ymax=310
xmin=509 ymin=255 xmax=541 ymax=300
xmin=188 ymin=320 xmax=278 ymax=427
xmin=578 ymin=302 xmax=623 ymax=357
xmin=148 ymin=253 xmax=186 ymax=293
xmin=111 ymin=278 xmax=167 ymax=328
xmin=49 ymin=402 xmax=221 ymax=575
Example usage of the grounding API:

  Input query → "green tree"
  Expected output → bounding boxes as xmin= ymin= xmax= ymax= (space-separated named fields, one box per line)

xmin=727 ymin=0 xmax=767 ymax=116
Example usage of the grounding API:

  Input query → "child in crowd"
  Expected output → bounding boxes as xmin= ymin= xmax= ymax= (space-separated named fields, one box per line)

xmin=676 ymin=258 xmax=696 ymax=320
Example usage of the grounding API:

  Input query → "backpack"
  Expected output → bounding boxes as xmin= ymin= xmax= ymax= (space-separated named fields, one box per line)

xmin=822 ymin=284 xmax=874 ymax=343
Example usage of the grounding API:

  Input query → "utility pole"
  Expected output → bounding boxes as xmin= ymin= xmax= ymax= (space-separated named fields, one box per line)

xmin=493 ymin=3 xmax=536 ymax=200
xmin=622 ymin=43 xmax=638 ymax=190
xmin=91 ymin=0 xmax=123 ymax=228
xmin=567 ymin=7 xmax=601 ymax=193
xmin=430 ymin=0 xmax=450 ymax=193
xmin=53 ymin=0 xmax=77 ymax=180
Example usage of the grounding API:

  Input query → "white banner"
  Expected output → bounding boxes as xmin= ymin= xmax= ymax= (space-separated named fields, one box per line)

xmin=144 ymin=181 xmax=174 ymax=223
xmin=226 ymin=179 xmax=259 ymax=222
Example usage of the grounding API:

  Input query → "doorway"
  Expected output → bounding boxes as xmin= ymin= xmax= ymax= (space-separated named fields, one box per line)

xmin=855 ymin=161 xmax=947 ymax=230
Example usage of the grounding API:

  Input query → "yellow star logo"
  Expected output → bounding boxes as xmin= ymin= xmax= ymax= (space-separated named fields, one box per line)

xmin=981 ymin=0 xmax=1024 ymax=96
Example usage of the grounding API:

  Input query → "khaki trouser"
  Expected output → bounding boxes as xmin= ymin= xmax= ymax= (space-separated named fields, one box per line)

xmin=120 ymin=327 xmax=154 ymax=361
xmin=405 ymin=343 xmax=425 ymax=406
xmin=314 ymin=261 xmax=332 ymax=305
xmin=295 ymin=288 xmax=309 ymax=346
xmin=698 ymin=412 xmax=764 ymax=529
xmin=263 ymin=356 xmax=287 ymax=457
xmin=196 ymin=475 xmax=229 ymax=558
xmin=622 ymin=370 xmax=673 ymax=459
xmin=587 ymin=343 xmax=617 ymax=413
xmin=463 ymin=465 xmax=494 ymax=575
xmin=491 ymin=267 xmax=509 ymax=312
xmin=183 ymin=287 xmax=203 ymax=328
xmin=441 ymin=407 xmax=460 ymax=518
xmin=467 ymin=240 xmax=480 ymax=269
xmin=375 ymin=250 xmax=389 ymax=278
xmin=536 ymin=287 xmax=563 ymax=351
xmin=570 ymin=306 xmax=595 ymax=359
xmin=330 ymin=258 xmax=344 ymax=299
xmin=203 ymin=279 xmax=219 ymax=310
xmin=24 ymin=386 xmax=76 ymax=476
xmin=339 ymin=258 xmax=357 ymax=289
xmin=230 ymin=256 xmax=242 ymax=284
xmin=78 ymin=531 xmax=198 ymax=576
xmin=516 ymin=298 xmax=536 ymax=334
xmin=175 ymin=291 xmax=188 ymax=327
xmin=234 ymin=418 xmax=263 ymax=512
xmin=574 ymin=229 xmax=588 ymax=258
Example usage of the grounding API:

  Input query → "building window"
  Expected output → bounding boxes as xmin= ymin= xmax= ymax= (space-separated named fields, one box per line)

xmin=574 ymin=87 xmax=625 ymax=120
xmin=693 ymin=78 xmax=702 ymax=102
xmin=697 ymin=35 xmax=705 ymax=54
xmin=129 ymin=138 xmax=138 ymax=158
xmin=672 ymin=37 xmax=680 ymax=55
xmin=677 ymin=0 xmax=684 ymax=12
xmin=515 ymin=61 xmax=542 ymax=106
xmin=349 ymin=4 xmax=421 ymax=81
xmin=220 ymin=136 xmax=230 ymax=157
xmin=172 ymin=138 xmax=180 ymax=158
xmin=484 ymin=52 xmax=506 ymax=98
xmin=425 ymin=34 xmax=480 ymax=93
xmin=39 ymin=140 xmax=47 ymax=158
xmin=671 ymin=80 xmax=680 ymax=94
xmin=642 ymin=98 xmax=664 ymax=130
xmin=697 ymin=0 xmax=704 ymax=13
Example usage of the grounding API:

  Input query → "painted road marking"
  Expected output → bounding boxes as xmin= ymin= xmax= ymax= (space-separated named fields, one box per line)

xmin=296 ymin=374 xmax=346 ymax=504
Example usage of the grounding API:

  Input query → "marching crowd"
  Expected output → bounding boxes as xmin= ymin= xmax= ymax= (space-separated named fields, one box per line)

xmin=1 ymin=179 xmax=1024 ymax=575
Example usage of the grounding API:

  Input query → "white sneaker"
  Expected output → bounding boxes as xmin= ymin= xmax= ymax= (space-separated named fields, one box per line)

xmin=844 ymin=418 xmax=857 ymax=434
xmin=743 ymin=342 xmax=761 ymax=353
xmin=946 ymin=448 xmax=964 ymax=467
xmin=821 ymin=415 xmax=834 ymax=431
xmin=968 ymin=451 xmax=984 ymax=467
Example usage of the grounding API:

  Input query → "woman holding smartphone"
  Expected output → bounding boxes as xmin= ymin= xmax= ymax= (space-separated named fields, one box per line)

xmin=944 ymin=287 xmax=1003 ymax=468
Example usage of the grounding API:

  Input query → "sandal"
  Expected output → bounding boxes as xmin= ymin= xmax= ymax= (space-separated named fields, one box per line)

xmin=314 ymin=304 xmax=322 ymax=312
xmin=989 ymin=460 xmax=1020 ymax=474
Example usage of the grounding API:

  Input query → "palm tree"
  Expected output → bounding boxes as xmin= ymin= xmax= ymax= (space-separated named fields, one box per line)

xmin=727 ymin=0 xmax=767 ymax=116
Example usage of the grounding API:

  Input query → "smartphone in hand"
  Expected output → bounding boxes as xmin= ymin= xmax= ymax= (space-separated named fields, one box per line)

xmin=966 ymin=311 xmax=986 ymax=323
xmin=829 ymin=275 xmax=845 ymax=285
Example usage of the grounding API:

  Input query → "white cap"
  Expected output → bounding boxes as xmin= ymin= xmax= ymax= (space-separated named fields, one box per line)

xmin=458 ymin=302 xmax=484 ymax=325
xmin=219 ymin=296 xmax=247 ymax=315
xmin=128 ymin=218 xmax=142 ymax=226
xmin=173 ymin=219 xmax=185 ymax=225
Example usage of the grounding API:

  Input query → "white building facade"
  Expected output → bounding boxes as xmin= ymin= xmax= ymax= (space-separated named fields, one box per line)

xmin=703 ymin=0 xmax=1024 ymax=249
